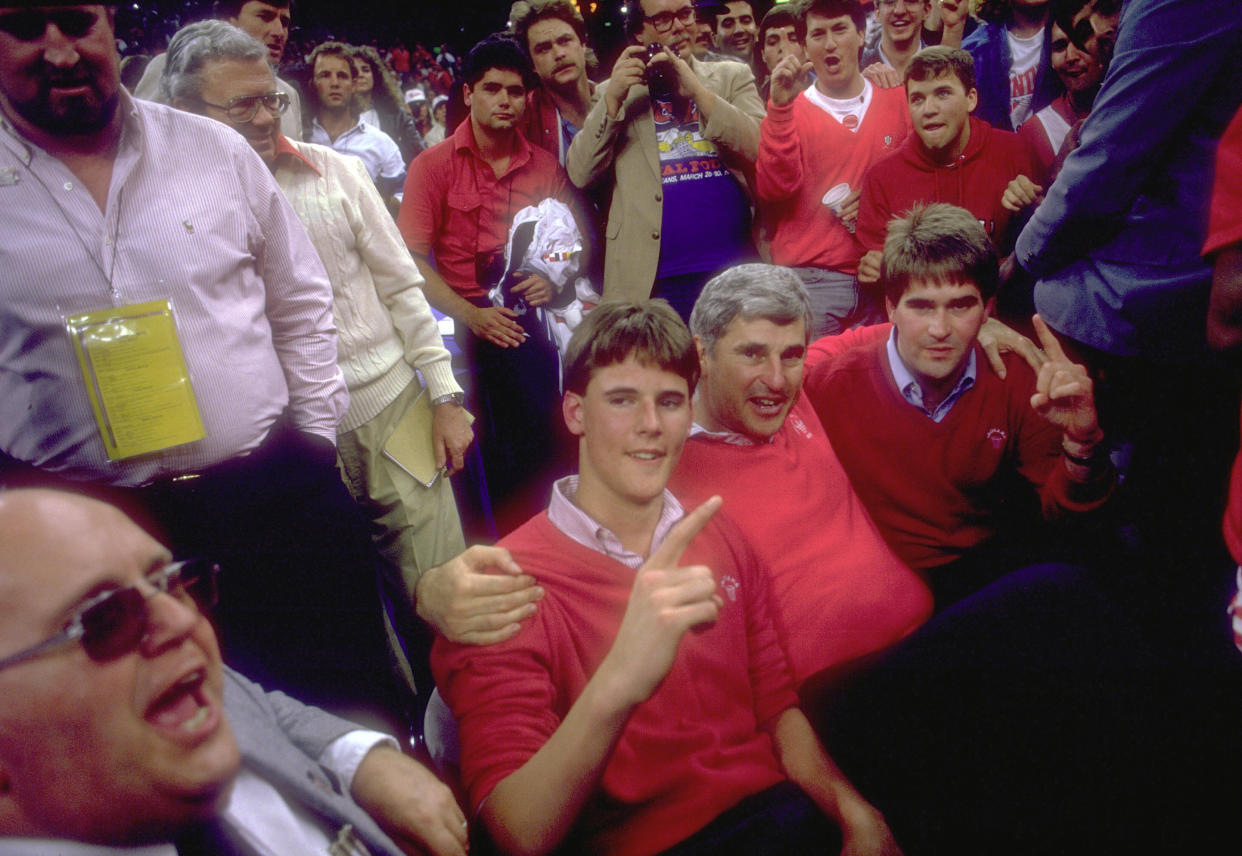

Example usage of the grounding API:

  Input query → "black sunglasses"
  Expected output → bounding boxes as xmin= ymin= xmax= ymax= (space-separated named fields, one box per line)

xmin=0 ymin=8 xmax=99 ymax=41
xmin=0 ymin=559 xmax=219 ymax=671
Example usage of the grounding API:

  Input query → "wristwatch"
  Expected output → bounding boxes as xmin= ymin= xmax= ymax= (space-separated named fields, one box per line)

xmin=431 ymin=392 xmax=466 ymax=408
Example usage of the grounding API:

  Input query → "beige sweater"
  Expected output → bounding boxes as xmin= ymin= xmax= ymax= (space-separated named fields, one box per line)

xmin=276 ymin=140 xmax=459 ymax=433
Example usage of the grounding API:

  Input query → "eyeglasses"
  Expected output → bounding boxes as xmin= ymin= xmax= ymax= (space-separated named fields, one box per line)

xmin=644 ymin=6 xmax=696 ymax=33
xmin=0 ymin=8 xmax=99 ymax=41
xmin=0 ymin=559 xmax=219 ymax=672
xmin=195 ymin=91 xmax=291 ymax=123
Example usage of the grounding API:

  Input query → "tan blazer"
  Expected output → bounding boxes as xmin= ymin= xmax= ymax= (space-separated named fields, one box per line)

xmin=566 ymin=57 xmax=765 ymax=302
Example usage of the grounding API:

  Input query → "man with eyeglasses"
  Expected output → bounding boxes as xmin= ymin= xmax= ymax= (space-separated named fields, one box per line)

xmin=565 ymin=0 xmax=765 ymax=320
xmin=0 ymin=487 xmax=469 ymax=855
xmin=0 ymin=3 xmax=399 ymax=724
xmin=164 ymin=20 xmax=475 ymax=710
xmin=132 ymin=0 xmax=303 ymax=141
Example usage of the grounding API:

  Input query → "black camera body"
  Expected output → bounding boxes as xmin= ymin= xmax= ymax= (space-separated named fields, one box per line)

xmin=646 ymin=42 xmax=675 ymax=101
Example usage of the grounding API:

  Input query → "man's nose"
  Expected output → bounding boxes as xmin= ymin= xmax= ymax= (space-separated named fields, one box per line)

xmin=637 ymin=399 xmax=661 ymax=432
xmin=928 ymin=311 xmax=950 ymax=337
xmin=251 ymin=102 xmax=277 ymax=128
xmin=138 ymin=589 xmax=202 ymax=655
xmin=761 ymin=355 xmax=788 ymax=390
xmin=41 ymin=24 xmax=82 ymax=68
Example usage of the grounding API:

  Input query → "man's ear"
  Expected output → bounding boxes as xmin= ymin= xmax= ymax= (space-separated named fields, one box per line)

xmin=563 ymin=391 xmax=586 ymax=437
xmin=461 ymin=82 xmax=472 ymax=109
xmin=885 ymin=296 xmax=897 ymax=323
xmin=694 ymin=335 xmax=708 ymax=371
xmin=984 ymin=295 xmax=997 ymax=319
xmin=966 ymin=87 xmax=979 ymax=112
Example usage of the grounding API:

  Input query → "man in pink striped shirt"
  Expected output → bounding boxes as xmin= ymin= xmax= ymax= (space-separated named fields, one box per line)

xmin=0 ymin=3 xmax=402 ymax=724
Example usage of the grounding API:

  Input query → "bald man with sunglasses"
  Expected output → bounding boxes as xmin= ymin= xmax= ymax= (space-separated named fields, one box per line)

xmin=0 ymin=487 xmax=468 ymax=856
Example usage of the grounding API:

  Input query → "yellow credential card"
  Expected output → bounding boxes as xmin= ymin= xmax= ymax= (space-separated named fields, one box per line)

xmin=66 ymin=299 xmax=205 ymax=461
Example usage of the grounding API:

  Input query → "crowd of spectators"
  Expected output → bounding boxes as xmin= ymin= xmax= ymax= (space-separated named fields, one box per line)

xmin=3 ymin=0 xmax=1242 ymax=854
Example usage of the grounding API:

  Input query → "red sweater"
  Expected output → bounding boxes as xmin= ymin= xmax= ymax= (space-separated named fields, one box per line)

xmin=757 ymin=84 xmax=909 ymax=272
xmin=1205 ymin=107 xmax=1242 ymax=561
xmin=804 ymin=333 xmax=1112 ymax=570
xmin=856 ymin=116 xmax=1037 ymax=255
xmin=430 ymin=512 xmax=794 ymax=856
xmin=672 ymin=395 xmax=932 ymax=686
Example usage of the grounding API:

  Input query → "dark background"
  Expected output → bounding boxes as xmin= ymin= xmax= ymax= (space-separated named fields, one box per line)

xmin=114 ymin=0 xmax=632 ymax=63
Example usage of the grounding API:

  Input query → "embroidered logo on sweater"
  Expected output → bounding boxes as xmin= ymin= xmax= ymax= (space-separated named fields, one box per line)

xmin=720 ymin=575 xmax=740 ymax=602
xmin=788 ymin=413 xmax=812 ymax=439
xmin=987 ymin=428 xmax=1007 ymax=449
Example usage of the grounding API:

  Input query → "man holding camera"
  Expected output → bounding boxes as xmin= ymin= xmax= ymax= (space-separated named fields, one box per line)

xmin=566 ymin=0 xmax=765 ymax=320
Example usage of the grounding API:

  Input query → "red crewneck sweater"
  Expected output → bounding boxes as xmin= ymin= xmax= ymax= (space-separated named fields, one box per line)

xmin=431 ymin=511 xmax=794 ymax=856
xmin=804 ymin=334 xmax=1112 ymax=570
xmin=757 ymin=83 xmax=910 ymax=272
xmin=673 ymin=395 xmax=932 ymax=686
xmin=856 ymin=115 xmax=1037 ymax=254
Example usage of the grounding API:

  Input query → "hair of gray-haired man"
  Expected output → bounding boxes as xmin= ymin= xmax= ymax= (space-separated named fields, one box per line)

xmin=161 ymin=19 xmax=268 ymax=104
xmin=690 ymin=263 xmax=815 ymax=355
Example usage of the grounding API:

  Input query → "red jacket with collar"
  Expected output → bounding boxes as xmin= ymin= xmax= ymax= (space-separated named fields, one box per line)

xmin=856 ymin=115 xmax=1036 ymax=255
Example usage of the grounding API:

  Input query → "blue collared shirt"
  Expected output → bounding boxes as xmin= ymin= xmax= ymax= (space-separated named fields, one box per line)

xmin=885 ymin=329 xmax=977 ymax=423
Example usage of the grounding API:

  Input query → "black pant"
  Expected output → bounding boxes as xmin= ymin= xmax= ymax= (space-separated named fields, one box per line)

xmin=126 ymin=424 xmax=405 ymax=730
xmin=461 ymin=306 xmax=572 ymax=536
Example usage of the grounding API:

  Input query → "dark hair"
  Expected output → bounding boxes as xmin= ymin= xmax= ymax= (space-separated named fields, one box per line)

xmin=213 ymin=0 xmax=292 ymax=20
xmin=881 ymin=203 xmax=999 ymax=304
xmin=712 ymin=0 xmax=758 ymax=30
xmin=803 ymin=0 xmax=865 ymax=35
xmin=1050 ymin=0 xmax=1093 ymax=49
xmin=760 ymin=4 xmax=801 ymax=44
xmin=307 ymin=42 xmax=355 ymax=115
xmin=563 ymin=301 xmax=700 ymax=396
xmin=511 ymin=0 xmax=588 ymax=49
xmin=904 ymin=46 xmax=975 ymax=92
xmin=349 ymin=45 xmax=405 ymax=116
xmin=462 ymin=33 xmax=535 ymax=89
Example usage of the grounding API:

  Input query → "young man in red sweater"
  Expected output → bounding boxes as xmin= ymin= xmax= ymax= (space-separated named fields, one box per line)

xmin=855 ymin=47 xmax=1037 ymax=284
xmin=805 ymin=202 xmax=1113 ymax=604
xmin=430 ymin=301 xmax=898 ymax=856
xmin=756 ymin=0 xmax=910 ymax=338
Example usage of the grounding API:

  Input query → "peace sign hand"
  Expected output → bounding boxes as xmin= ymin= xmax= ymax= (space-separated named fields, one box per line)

xmin=596 ymin=497 xmax=724 ymax=708
xmin=1028 ymin=315 xmax=1101 ymax=444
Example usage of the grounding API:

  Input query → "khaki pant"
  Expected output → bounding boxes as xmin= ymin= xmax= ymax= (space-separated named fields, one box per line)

xmin=337 ymin=380 xmax=466 ymax=702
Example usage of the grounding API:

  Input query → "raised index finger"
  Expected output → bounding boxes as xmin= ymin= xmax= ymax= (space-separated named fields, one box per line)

xmin=642 ymin=496 xmax=722 ymax=571
xmin=1031 ymin=314 xmax=1069 ymax=362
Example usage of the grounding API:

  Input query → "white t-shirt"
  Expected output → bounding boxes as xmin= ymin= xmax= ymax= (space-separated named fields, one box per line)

xmin=805 ymin=78 xmax=874 ymax=133
xmin=1006 ymin=28 xmax=1044 ymax=129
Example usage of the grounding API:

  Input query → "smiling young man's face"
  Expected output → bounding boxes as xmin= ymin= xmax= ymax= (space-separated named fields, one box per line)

xmin=564 ymin=355 xmax=692 ymax=520
xmin=715 ymin=0 xmax=758 ymax=60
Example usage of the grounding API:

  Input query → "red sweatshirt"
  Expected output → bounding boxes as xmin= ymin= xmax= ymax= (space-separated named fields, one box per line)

xmin=1205 ymin=107 xmax=1242 ymax=562
xmin=856 ymin=115 xmax=1037 ymax=255
xmin=757 ymin=83 xmax=910 ymax=272
xmin=430 ymin=512 xmax=794 ymax=856
xmin=673 ymin=395 xmax=932 ymax=686
xmin=803 ymin=334 xmax=1113 ymax=570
